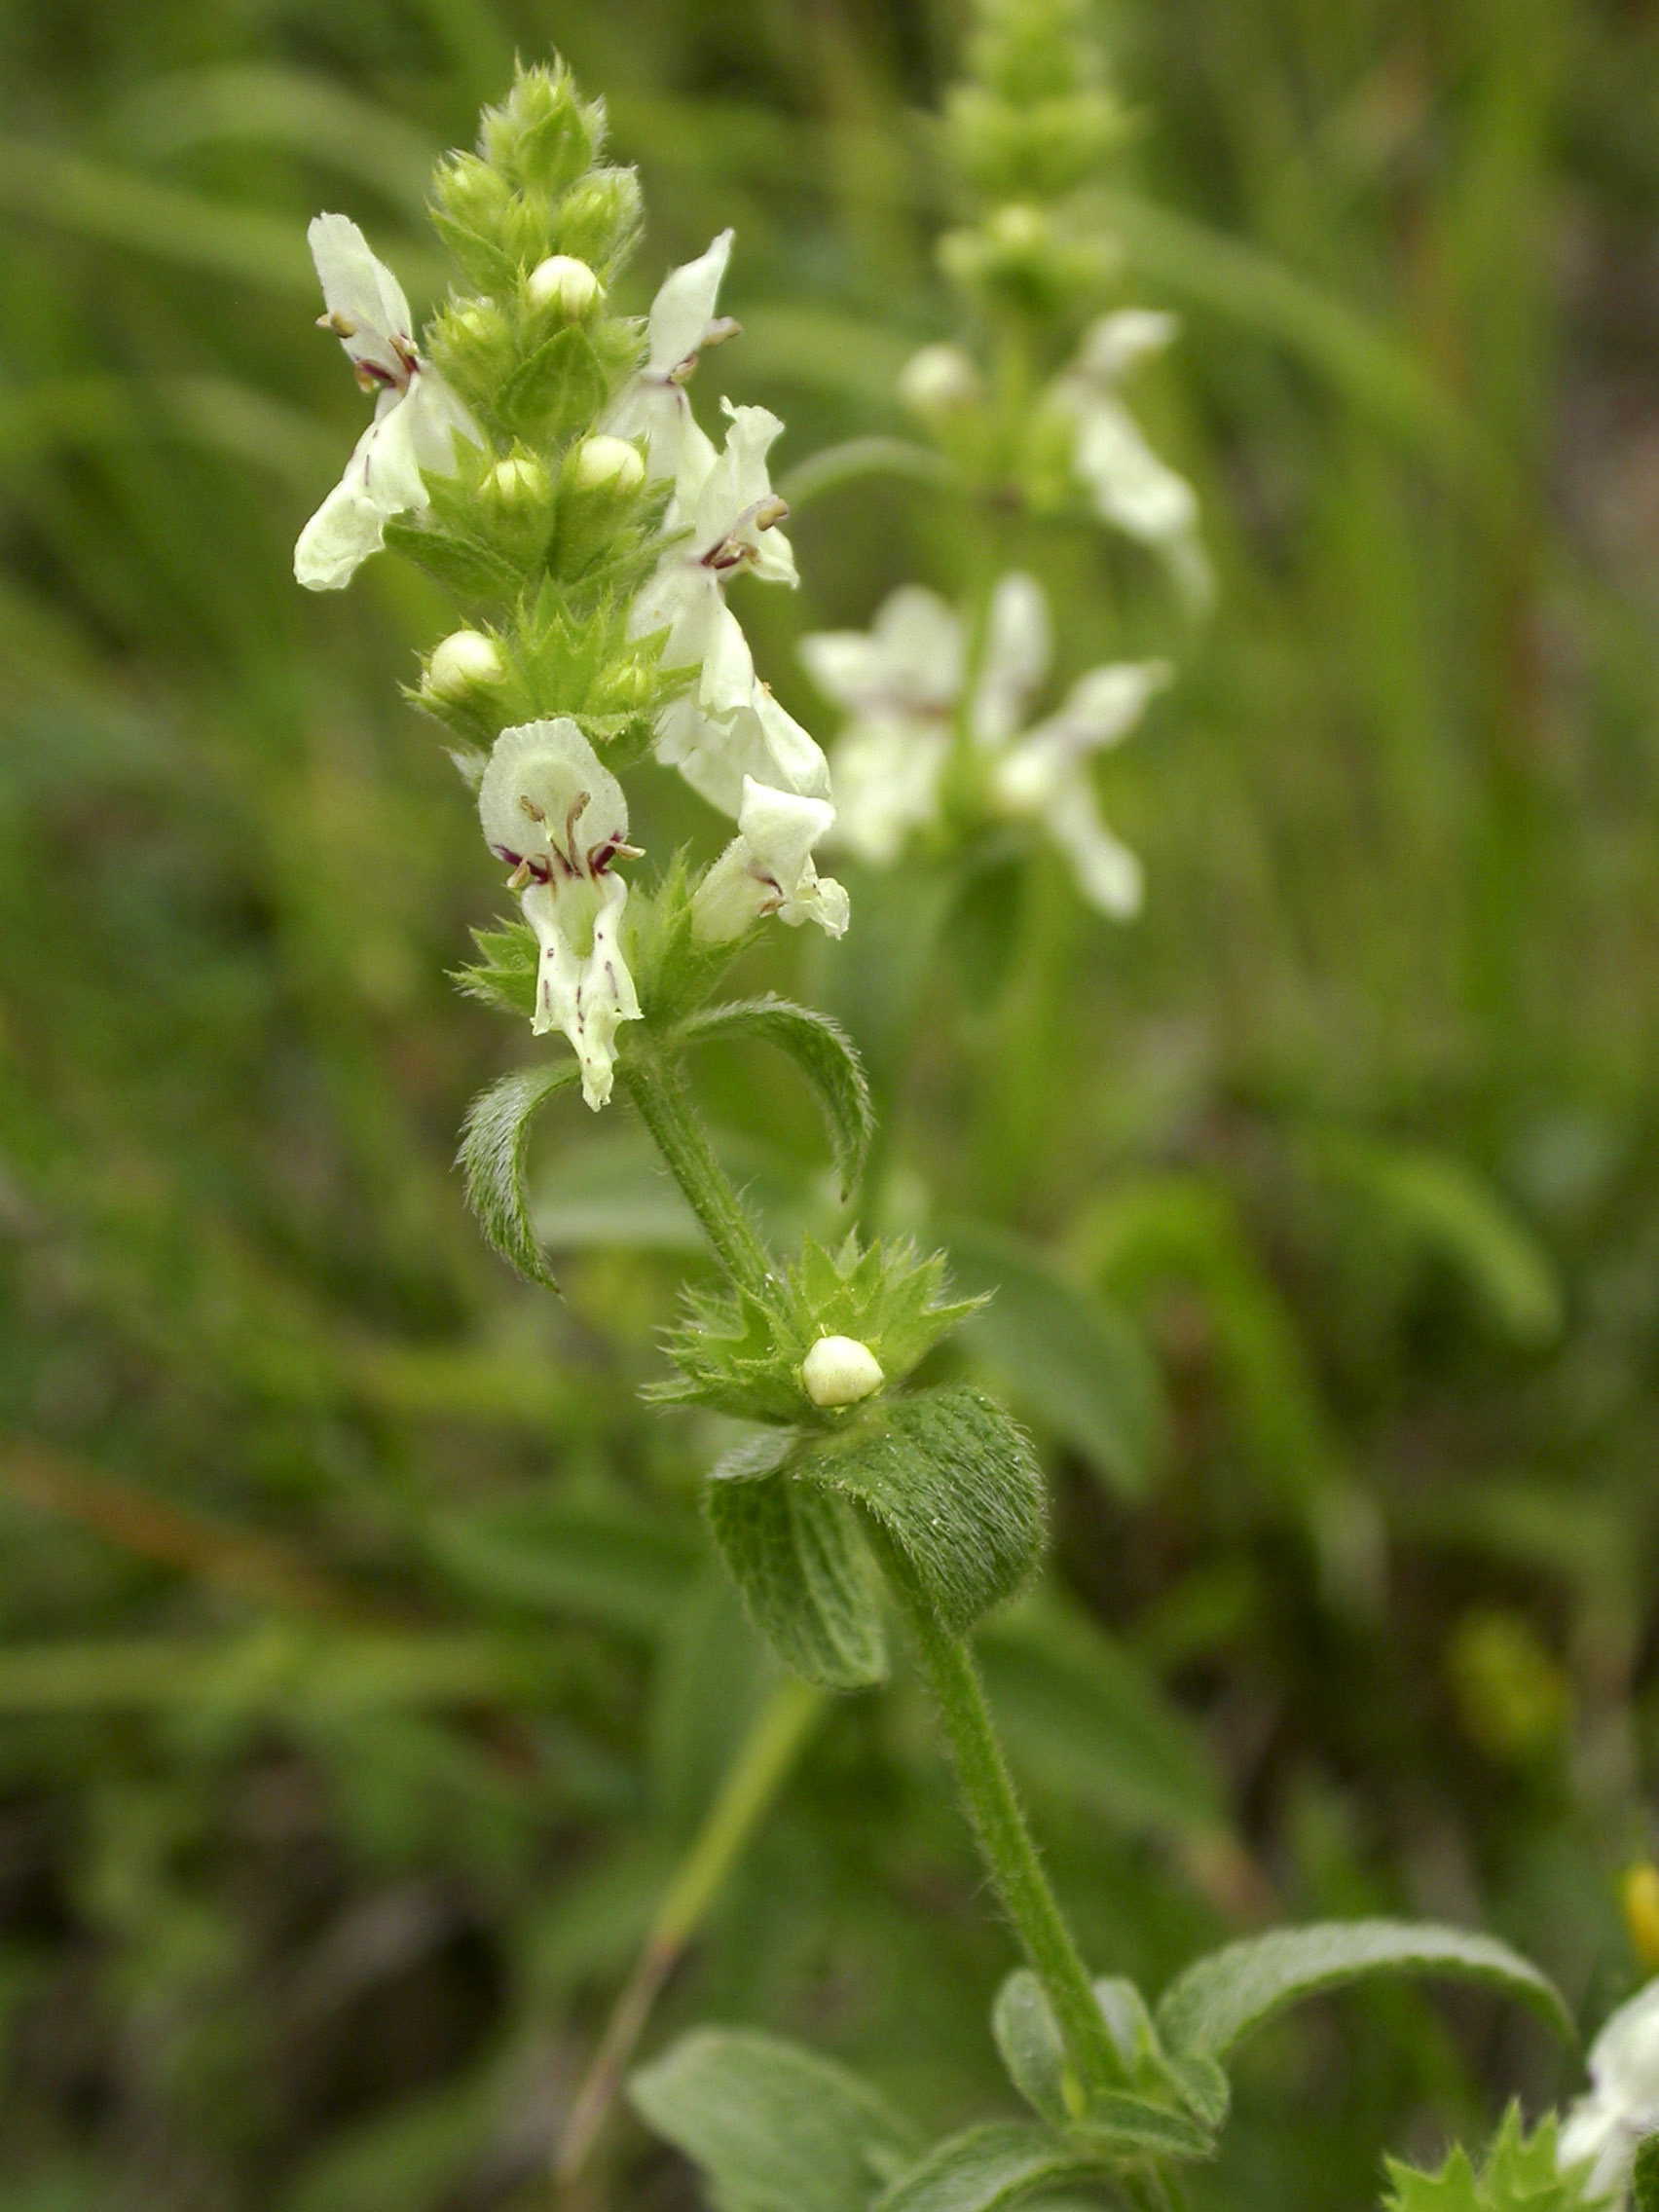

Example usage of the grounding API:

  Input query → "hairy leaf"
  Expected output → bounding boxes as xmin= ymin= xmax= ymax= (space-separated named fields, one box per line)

xmin=991 ymin=1969 xmax=1226 ymax=2145
xmin=704 ymin=1454 xmax=889 ymax=1690
xmin=1156 ymin=1920 xmax=1573 ymax=2060
xmin=806 ymin=1386 xmax=1046 ymax=1635
xmin=458 ymin=1061 xmax=580 ymax=1290
xmin=674 ymin=996 xmax=875 ymax=1198
xmin=630 ymin=2028 xmax=916 ymax=2212
xmin=873 ymin=2124 xmax=1108 ymax=2212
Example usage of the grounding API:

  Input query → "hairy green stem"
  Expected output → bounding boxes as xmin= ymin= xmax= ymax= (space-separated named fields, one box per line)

xmin=619 ymin=1054 xmax=777 ymax=1302
xmin=884 ymin=1550 xmax=1124 ymax=2100
xmin=555 ymin=1676 xmax=825 ymax=2184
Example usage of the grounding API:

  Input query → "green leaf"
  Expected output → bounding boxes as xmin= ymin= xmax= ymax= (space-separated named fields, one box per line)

xmin=990 ymin=1970 xmax=1226 ymax=2149
xmin=873 ymin=2124 xmax=1107 ymax=2212
xmin=1155 ymin=1920 xmax=1574 ymax=2061
xmin=1385 ymin=2108 xmax=1600 ymax=2212
xmin=673 ymin=996 xmax=875 ymax=1199
xmin=991 ymin=1970 xmax=1073 ymax=2127
xmin=458 ymin=1061 xmax=581 ymax=1291
xmin=629 ymin=2028 xmax=916 ymax=2212
xmin=704 ymin=1447 xmax=889 ymax=1690
xmin=979 ymin=1595 xmax=1226 ymax=1839
xmin=945 ymin=1221 xmax=1165 ymax=1501
xmin=806 ymin=1386 xmax=1046 ymax=1636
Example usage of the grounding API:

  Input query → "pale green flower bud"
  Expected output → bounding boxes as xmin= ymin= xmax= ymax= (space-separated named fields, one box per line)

xmin=569 ymin=434 xmax=645 ymax=495
xmin=425 ymin=629 xmax=504 ymax=699
xmin=527 ymin=253 xmax=603 ymax=316
xmin=486 ymin=454 xmax=549 ymax=505
xmin=552 ymin=168 xmax=645 ymax=271
xmin=898 ymin=343 xmax=983 ymax=421
xmin=801 ymin=1335 xmax=884 ymax=1409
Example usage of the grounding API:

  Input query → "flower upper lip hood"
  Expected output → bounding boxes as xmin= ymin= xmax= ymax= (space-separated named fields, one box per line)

xmin=602 ymin=230 xmax=738 ymax=491
xmin=295 ymin=215 xmax=481 ymax=592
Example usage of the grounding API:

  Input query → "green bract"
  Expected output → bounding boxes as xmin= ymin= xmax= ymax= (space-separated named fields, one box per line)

xmin=1384 ymin=2112 xmax=1601 ymax=2212
xmin=651 ymin=1235 xmax=983 ymax=1423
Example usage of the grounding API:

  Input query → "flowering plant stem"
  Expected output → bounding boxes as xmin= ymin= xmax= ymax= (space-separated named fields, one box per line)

xmin=555 ymin=1675 xmax=826 ymax=2183
xmin=618 ymin=1054 xmax=778 ymax=1303
xmin=879 ymin=1535 xmax=1127 ymax=2103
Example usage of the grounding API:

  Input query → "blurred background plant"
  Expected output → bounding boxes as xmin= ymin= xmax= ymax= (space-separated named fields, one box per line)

xmin=4 ymin=1 xmax=1659 ymax=2208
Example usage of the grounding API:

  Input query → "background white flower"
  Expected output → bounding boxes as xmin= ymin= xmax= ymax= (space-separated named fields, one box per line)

xmin=295 ymin=215 xmax=479 ymax=591
xmin=478 ymin=719 xmax=641 ymax=1108
xmin=1558 ymin=1979 xmax=1659 ymax=2204
xmin=802 ymin=572 xmax=1164 ymax=915
xmin=1049 ymin=309 xmax=1210 ymax=607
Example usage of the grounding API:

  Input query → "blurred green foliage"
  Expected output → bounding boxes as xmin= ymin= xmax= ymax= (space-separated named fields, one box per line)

xmin=4 ymin=1 xmax=1659 ymax=2208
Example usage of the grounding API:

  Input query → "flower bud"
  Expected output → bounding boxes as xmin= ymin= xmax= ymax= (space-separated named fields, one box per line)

xmin=552 ymin=167 xmax=644 ymax=269
xmin=424 ymin=629 xmax=504 ymax=699
xmin=801 ymin=1335 xmax=884 ymax=1409
xmin=527 ymin=253 xmax=603 ymax=317
xmin=898 ymin=343 xmax=983 ymax=421
xmin=486 ymin=454 xmax=549 ymax=505
xmin=568 ymin=435 xmax=645 ymax=496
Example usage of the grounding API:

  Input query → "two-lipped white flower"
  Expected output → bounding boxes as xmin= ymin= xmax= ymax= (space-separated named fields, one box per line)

xmin=478 ymin=719 xmax=642 ymax=1109
xmin=295 ymin=215 xmax=480 ymax=591
xmin=802 ymin=574 xmax=1165 ymax=917
xmin=691 ymin=777 xmax=849 ymax=945
xmin=602 ymin=229 xmax=737 ymax=492
xmin=1049 ymin=310 xmax=1209 ymax=606
xmin=633 ymin=399 xmax=798 ymax=716
xmin=1558 ymin=1978 xmax=1659 ymax=2203
xmin=657 ymin=681 xmax=831 ymax=820
xmin=633 ymin=397 xmax=832 ymax=818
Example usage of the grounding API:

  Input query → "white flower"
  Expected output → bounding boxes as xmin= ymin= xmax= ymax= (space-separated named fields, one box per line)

xmin=1558 ymin=1979 xmax=1659 ymax=2204
xmin=1050 ymin=310 xmax=1209 ymax=605
xmin=633 ymin=399 xmax=797 ymax=718
xmin=802 ymin=573 xmax=1164 ymax=916
xmin=798 ymin=586 xmax=962 ymax=865
xmin=630 ymin=399 xmax=826 ymax=817
xmin=601 ymin=229 xmax=738 ymax=492
xmin=691 ymin=777 xmax=849 ymax=944
xmin=656 ymin=682 xmax=830 ymax=819
xmin=295 ymin=214 xmax=480 ymax=591
xmin=478 ymin=719 xmax=642 ymax=1110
